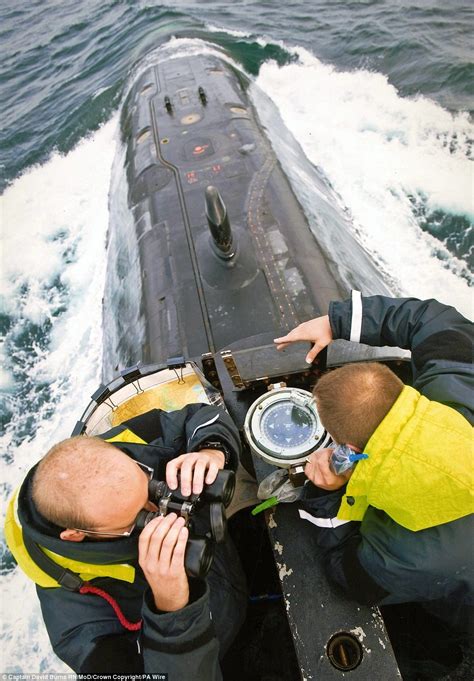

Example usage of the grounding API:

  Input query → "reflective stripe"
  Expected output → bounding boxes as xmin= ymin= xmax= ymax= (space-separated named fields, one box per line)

xmin=188 ymin=414 xmax=219 ymax=445
xmin=349 ymin=290 xmax=363 ymax=343
xmin=298 ymin=509 xmax=352 ymax=528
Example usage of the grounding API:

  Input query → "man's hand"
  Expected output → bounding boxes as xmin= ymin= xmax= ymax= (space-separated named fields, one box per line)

xmin=305 ymin=448 xmax=353 ymax=491
xmin=274 ymin=315 xmax=333 ymax=364
xmin=138 ymin=513 xmax=189 ymax=612
xmin=166 ymin=448 xmax=225 ymax=497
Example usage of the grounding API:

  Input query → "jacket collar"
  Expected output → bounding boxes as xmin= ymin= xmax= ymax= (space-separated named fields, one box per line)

xmin=347 ymin=385 xmax=421 ymax=497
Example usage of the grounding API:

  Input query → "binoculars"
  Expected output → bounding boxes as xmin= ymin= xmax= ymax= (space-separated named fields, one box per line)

xmin=136 ymin=468 xmax=236 ymax=579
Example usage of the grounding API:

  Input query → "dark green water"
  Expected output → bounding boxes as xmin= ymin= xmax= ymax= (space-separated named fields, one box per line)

xmin=1 ymin=0 xmax=473 ymax=190
xmin=1 ymin=0 xmax=472 ymax=463
xmin=1 ymin=0 xmax=472 ymax=450
xmin=0 ymin=3 xmax=472 ymax=671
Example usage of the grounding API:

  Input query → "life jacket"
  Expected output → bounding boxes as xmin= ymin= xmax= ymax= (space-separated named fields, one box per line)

xmin=337 ymin=385 xmax=474 ymax=530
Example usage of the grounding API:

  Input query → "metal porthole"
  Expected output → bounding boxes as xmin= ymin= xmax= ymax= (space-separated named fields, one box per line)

xmin=327 ymin=632 xmax=363 ymax=671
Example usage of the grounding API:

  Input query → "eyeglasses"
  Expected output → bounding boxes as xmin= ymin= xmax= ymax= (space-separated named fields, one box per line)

xmin=74 ymin=460 xmax=154 ymax=538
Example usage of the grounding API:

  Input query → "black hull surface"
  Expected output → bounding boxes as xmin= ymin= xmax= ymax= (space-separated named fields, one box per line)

xmin=120 ymin=52 xmax=390 ymax=365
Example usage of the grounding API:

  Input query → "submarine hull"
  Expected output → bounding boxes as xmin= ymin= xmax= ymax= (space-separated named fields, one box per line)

xmin=119 ymin=53 xmax=392 ymax=366
xmin=102 ymin=51 xmax=403 ymax=680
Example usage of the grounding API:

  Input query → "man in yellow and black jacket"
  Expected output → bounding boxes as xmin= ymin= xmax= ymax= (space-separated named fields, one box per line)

xmin=5 ymin=402 xmax=247 ymax=678
xmin=275 ymin=294 xmax=473 ymax=634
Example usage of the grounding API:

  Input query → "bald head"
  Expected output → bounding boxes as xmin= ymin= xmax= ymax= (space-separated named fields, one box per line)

xmin=32 ymin=436 xmax=141 ymax=530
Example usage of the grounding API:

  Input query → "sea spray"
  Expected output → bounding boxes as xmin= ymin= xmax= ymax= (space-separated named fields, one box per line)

xmin=254 ymin=49 xmax=473 ymax=318
xmin=1 ymin=118 xmax=117 ymax=673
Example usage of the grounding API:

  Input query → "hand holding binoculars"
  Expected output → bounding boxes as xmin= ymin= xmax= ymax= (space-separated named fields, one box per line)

xmin=136 ymin=468 xmax=236 ymax=579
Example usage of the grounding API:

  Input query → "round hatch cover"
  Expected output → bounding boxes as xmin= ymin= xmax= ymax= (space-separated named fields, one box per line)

xmin=244 ymin=387 xmax=331 ymax=467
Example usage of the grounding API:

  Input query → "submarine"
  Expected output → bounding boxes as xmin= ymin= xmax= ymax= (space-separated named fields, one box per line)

xmin=74 ymin=49 xmax=412 ymax=678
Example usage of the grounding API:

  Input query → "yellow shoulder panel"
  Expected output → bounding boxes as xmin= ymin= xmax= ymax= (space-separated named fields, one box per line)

xmin=105 ymin=429 xmax=147 ymax=445
xmin=4 ymin=490 xmax=135 ymax=588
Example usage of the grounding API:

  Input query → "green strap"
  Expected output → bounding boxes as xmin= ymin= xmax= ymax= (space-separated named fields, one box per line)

xmin=251 ymin=497 xmax=279 ymax=516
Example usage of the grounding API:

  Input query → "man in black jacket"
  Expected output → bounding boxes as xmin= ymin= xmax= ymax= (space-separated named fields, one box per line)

xmin=6 ymin=402 xmax=247 ymax=678
xmin=275 ymin=293 xmax=473 ymax=654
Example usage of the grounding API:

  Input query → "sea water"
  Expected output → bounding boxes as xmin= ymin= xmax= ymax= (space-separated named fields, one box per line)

xmin=1 ymin=0 xmax=472 ymax=672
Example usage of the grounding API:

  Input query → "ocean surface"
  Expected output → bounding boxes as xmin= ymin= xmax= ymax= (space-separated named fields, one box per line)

xmin=1 ymin=0 xmax=473 ymax=673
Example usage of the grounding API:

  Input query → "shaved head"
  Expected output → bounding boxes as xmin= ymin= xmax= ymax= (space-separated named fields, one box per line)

xmin=32 ymin=437 xmax=142 ymax=530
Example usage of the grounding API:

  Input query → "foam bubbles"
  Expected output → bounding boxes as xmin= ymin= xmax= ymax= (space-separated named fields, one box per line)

xmin=255 ymin=49 xmax=473 ymax=318
xmin=205 ymin=23 xmax=252 ymax=38
xmin=1 ymin=575 xmax=71 ymax=673
xmin=1 ymin=118 xmax=118 ymax=440
xmin=1 ymin=117 xmax=118 ymax=672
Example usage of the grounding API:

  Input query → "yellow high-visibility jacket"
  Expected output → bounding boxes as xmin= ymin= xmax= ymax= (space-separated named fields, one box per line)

xmin=300 ymin=294 xmax=473 ymax=608
xmin=337 ymin=385 xmax=473 ymax=530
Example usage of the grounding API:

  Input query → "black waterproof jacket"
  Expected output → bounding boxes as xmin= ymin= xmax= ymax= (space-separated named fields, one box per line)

xmin=16 ymin=403 xmax=247 ymax=677
xmin=299 ymin=294 xmax=473 ymax=628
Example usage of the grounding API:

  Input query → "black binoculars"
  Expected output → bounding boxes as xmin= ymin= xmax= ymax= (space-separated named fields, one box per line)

xmin=136 ymin=468 xmax=235 ymax=579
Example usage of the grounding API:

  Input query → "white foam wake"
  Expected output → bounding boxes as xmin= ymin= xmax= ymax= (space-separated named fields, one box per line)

xmin=205 ymin=23 xmax=252 ymax=39
xmin=254 ymin=48 xmax=473 ymax=318
xmin=1 ymin=117 xmax=118 ymax=672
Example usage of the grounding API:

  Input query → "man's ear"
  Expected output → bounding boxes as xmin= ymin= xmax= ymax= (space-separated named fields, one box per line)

xmin=60 ymin=529 xmax=86 ymax=542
